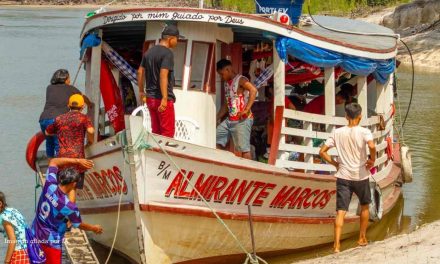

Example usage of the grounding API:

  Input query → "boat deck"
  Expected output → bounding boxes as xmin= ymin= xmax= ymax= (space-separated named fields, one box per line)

xmin=35 ymin=159 xmax=100 ymax=264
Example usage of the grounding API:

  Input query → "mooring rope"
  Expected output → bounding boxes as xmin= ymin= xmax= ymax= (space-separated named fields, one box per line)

xmin=121 ymin=128 xmax=268 ymax=264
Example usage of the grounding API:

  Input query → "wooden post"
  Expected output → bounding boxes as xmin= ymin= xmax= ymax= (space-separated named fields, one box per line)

xmin=273 ymin=42 xmax=285 ymax=148
xmin=357 ymin=76 xmax=368 ymax=120
xmin=387 ymin=75 xmax=394 ymax=139
xmin=273 ymin=42 xmax=285 ymax=109
xmin=269 ymin=107 xmax=284 ymax=165
xmin=324 ymin=67 xmax=335 ymax=132
xmin=88 ymin=29 xmax=102 ymax=143
xmin=376 ymin=79 xmax=386 ymax=114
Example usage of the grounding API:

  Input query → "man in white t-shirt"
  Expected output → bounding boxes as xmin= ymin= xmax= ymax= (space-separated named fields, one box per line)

xmin=319 ymin=103 xmax=376 ymax=253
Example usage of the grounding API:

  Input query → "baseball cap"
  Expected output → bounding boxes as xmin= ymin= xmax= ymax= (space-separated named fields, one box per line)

xmin=161 ymin=24 xmax=185 ymax=39
xmin=68 ymin=94 xmax=85 ymax=108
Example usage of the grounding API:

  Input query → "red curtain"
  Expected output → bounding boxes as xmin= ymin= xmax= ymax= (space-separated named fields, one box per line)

xmin=100 ymin=58 xmax=125 ymax=133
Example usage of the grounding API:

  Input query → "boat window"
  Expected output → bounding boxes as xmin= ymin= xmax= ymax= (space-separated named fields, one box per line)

xmin=189 ymin=41 xmax=215 ymax=91
xmin=172 ymin=40 xmax=188 ymax=88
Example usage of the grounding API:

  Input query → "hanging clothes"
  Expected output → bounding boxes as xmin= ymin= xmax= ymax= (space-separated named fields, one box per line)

xmin=100 ymin=58 xmax=125 ymax=133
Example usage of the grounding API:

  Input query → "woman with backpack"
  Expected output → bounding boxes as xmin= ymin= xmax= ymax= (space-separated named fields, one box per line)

xmin=0 ymin=192 xmax=30 ymax=264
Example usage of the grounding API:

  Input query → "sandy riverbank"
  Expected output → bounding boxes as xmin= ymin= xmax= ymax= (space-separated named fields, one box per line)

xmin=294 ymin=220 xmax=440 ymax=264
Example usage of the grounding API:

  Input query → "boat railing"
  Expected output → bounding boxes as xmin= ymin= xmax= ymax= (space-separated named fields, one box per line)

xmin=275 ymin=107 xmax=394 ymax=176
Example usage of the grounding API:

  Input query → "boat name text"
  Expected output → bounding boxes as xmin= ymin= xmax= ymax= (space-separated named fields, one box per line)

xmin=164 ymin=169 xmax=335 ymax=210
xmin=102 ymin=12 xmax=244 ymax=25
xmin=77 ymin=166 xmax=128 ymax=201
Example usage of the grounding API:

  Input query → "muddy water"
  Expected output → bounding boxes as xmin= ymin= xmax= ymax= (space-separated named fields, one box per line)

xmin=1 ymin=7 xmax=439 ymax=264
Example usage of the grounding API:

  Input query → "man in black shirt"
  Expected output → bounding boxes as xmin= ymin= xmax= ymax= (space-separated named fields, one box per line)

xmin=137 ymin=24 xmax=184 ymax=138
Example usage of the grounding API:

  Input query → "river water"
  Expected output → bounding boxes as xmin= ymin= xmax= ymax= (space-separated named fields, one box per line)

xmin=0 ymin=7 xmax=439 ymax=264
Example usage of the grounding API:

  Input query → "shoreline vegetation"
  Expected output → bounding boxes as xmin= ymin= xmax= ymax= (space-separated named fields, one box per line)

xmin=0 ymin=0 xmax=411 ymax=14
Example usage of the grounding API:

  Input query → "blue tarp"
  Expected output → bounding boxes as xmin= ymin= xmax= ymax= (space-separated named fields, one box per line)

xmin=80 ymin=32 xmax=102 ymax=59
xmin=276 ymin=37 xmax=395 ymax=84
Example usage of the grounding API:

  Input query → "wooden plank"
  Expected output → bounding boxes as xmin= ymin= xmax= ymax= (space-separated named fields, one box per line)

xmin=279 ymin=143 xmax=338 ymax=156
xmin=269 ymin=106 xmax=284 ymax=165
xmin=376 ymin=79 xmax=386 ymax=114
xmin=357 ymin=76 xmax=368 ymax=120
xmin=376 ymin=141 xmax=388 ymax=152
xmin=372 ymin=121 xmax=393 ymax=139
xmin=374 ymin=155 xmax=388 ymax=167
xmin=284 ymin=109 xmax=347 ymax=126
xmin=273 ymin=40 xmax=285 ymax=108
xmin=283 ymin=108 xmax=393 ymax=127
xmin=276 ymin=159 xmax=336 ymax=172
xmin=324 ymin=67 xmax=335 ymax=133
xmin=303 ymin=121 xmax=313 ymax=166
xmin=281 ymin=126 xmax=330 ymax=140
xmin=89 ymin=29 xmax=103 ymax=143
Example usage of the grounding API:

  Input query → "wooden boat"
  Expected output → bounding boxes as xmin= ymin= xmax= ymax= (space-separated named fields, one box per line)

xmin=27 ymin=3 xmax=408 ymax=264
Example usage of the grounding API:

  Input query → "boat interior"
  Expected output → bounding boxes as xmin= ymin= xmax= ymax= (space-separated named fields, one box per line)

xmin=83 ymin=14 xmax=396 ymax=179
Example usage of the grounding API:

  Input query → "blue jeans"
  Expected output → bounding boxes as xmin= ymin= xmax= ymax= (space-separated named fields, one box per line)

xmin=216 ymin=118 xmax=253 ymax=152
xmin=39 ymin=119 xmax=59 ymax=158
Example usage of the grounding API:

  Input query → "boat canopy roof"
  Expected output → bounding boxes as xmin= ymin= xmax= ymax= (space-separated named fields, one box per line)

xmin=80 ymin=7 xmax=398 ymax=60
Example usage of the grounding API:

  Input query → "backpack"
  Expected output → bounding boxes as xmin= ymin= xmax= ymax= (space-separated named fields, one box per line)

xmin=25 ymin=227 xmax=46 ymax=264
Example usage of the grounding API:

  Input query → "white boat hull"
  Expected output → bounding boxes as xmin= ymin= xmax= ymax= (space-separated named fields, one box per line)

xmin=76 ymin=116 xmax=402 ymax=263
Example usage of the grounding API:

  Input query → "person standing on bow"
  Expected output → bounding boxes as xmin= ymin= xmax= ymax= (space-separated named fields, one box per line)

xmin=45 ymin=94 xmax=95 ymax=203
xmin=0 ymin=192 xmax=30 ymax=264
xmin=137 ymin=24 xmax=184 ymax=138
xmin=216 ymin=59 xmax=258 ymax=160
xmin=39 ymin=69 xmax=93 ymax=158
xmin=32 ymin=158 xmax=103 ymax=264
xmin=319 ymin=103 xmax=376 ymax=253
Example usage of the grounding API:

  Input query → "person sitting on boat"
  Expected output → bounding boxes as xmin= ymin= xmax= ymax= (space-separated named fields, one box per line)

xmin=319 ymin=103 xmax=376 ymax=253
xmin=137 ymin=24 xmax=184 ymax=138
xmin=216 ymin=59 xmax=258 ymax=160
xmin=303 ymin=83 xmax=355 ymax=115
xmin=39 ymin=69 xmax=93 ymax=158
xmin=45 ymin=94 xmax=94 ymax=203
xmin=0 ymin=192 xmax=31 ymax=264
xmin=32 ymin=158 xmax=103 ymax=264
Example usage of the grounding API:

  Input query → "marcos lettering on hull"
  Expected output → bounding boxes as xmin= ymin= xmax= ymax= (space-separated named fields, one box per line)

xmin=164 ymin=169 xmax=335 ymax=210
xmin=77 ymin=166 xmax=128 ymax=201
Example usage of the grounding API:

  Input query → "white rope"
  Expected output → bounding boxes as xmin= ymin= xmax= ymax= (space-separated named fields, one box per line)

xmin=132 ymin=129 xmax=268 ymax=264
xmin=103 ymin=134 xmax=126 ymax=264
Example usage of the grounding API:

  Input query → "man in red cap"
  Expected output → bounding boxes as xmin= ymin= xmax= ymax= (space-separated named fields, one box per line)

xmin=137 ymin=24 xmax=184 ymax=138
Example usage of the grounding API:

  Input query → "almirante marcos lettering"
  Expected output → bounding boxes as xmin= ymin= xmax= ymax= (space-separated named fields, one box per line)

xmin=165 ymin=170 xmax=335 ymax=210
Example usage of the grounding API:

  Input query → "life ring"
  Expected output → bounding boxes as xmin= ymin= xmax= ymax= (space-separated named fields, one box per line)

xmin=401 ymin=145 xmax=413 ymax=183
xmin=26 ymin=132 xmax=45 ymax=171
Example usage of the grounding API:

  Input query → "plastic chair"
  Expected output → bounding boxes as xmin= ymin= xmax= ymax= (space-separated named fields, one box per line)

xmin=131 ymin=105 xmax=200 ymax=143
xmin=174 ymin=117 xmax=200 ymax=143
xmin=131 ymin=104 xmax=152 ymax=132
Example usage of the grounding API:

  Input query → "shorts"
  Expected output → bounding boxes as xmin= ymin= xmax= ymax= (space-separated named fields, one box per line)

xmin=10 ymin=249 xmax=30 ymax=264
xmin=76 ymin=172 xmax=85 ymax=189
xmin=216 ymin=118 xmax=253 ymax=152
xmin=336 ymin=178 xmax=371 ymax=211
xmin=41 ymin=244 xmax=62 ymax=264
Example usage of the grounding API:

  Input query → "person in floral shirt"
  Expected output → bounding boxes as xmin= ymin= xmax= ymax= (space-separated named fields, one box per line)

xmin=0 ymin=192 xmax=30 ymax=264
